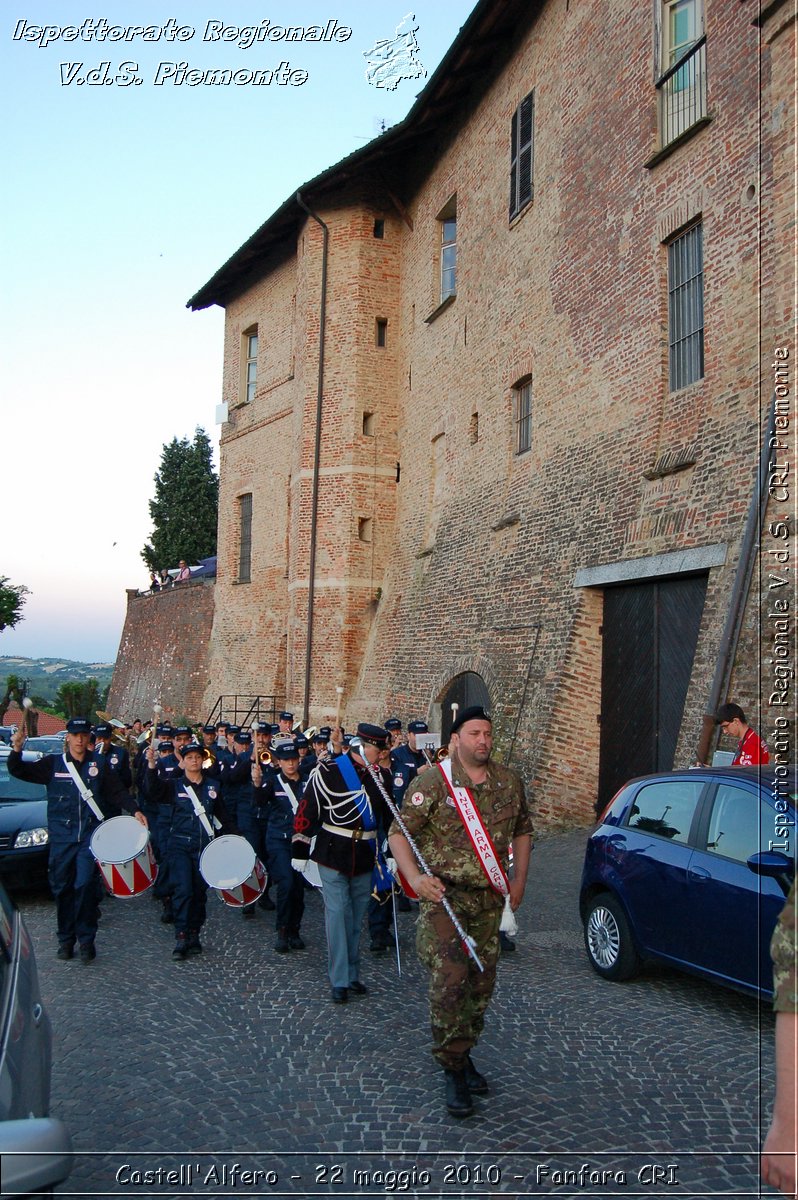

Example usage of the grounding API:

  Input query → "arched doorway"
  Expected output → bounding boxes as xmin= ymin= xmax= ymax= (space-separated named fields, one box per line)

xmin=439 ymin=672 xmax=491 ymax=742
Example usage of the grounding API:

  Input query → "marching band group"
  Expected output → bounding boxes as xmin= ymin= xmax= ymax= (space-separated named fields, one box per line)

xmin=7 ymin=705 xmax=532 ymax=1117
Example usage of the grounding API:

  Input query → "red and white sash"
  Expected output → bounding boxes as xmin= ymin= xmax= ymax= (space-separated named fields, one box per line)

xmin=438 ymin=759 xmax=509 ymax=897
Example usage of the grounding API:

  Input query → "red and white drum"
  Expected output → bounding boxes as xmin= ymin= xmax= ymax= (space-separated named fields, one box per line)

xmin=199 ymin=835 xmax=266 ymax=908
xmin=90 ymin=816 xmax=157 ymax=898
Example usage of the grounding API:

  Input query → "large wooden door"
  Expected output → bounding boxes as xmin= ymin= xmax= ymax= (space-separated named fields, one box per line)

xmin=597 ymin=575 xmax=707 ymax=810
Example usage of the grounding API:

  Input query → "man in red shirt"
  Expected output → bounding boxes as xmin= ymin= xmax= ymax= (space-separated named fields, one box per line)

xmin=715 ymin=703 xmax=770 ymax=766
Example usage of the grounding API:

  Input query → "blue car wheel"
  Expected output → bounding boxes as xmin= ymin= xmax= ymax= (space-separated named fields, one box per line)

xmin=584 ymin=893 xmax=640 ymax=981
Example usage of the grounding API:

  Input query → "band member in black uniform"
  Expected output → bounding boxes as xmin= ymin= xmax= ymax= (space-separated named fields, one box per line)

xmin=292 ymin=723 xmax=392 ymax=1003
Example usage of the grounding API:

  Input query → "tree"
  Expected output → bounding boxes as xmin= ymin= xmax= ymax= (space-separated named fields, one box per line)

xmin=0 ymin=674 xmax=26 ymax=724
xmin=0 ymin=576 xmax=30 ymax=632
xmin=141 ymin=428 xmax=218 ymax=572
xmin=54 ymin=680 xmax=100 ymax=720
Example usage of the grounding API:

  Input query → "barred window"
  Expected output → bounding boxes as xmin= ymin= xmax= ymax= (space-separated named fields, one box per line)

xmin=238 ymin=493 xmax=252 ymax=583
xmin=668 ymin=223 xmax=704 ymax=391
xmin=510 ymin=91 xmax=534 ymax=219
xmin=515 ymin=381 xmax=532 ymax=455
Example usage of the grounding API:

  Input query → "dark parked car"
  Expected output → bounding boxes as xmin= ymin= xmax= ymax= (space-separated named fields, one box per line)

xmin=0 ymin=752 xmax=49 ymax=887
xmin=580 ymin=766 xmax=796 ymax=999
xmin=0 ymin=878 xmax=72 ymax=1195
xmin=23 ymin=735 xmax=66 ymax=755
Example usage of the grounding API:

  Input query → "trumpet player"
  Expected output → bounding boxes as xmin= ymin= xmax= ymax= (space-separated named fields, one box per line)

xmin=93 ymin=722 xmax=133 ymax=789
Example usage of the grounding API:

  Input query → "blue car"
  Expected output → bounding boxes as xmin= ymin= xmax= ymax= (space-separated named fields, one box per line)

xmin=579 ymin=766 xmax=796 ymax=998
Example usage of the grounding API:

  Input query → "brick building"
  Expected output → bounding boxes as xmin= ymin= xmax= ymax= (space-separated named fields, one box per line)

xmin=188 ymin=0 xmax=795 ymax=826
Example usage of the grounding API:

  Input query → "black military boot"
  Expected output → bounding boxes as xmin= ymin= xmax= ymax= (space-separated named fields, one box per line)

xmin=275 ymin=929 xmax=290 ymax=953
xmin=444 ymin=1069 xmax=473 ymax=1117
xmin=186 ymin=930 xmax=203 ymax=956
xmin=464 ymin=1055 xmax=489 ymax=1094
xmin=172 ymin=934 xmax=188 ymax=961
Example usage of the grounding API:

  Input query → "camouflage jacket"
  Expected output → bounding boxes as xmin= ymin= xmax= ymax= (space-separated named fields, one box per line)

xmin=771 ymin=874 xmax=797 ymax=1013
xmin=388 ymin=754 xmax=533 ymax=892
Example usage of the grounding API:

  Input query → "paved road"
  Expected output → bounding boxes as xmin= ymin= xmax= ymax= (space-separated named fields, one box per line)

xmin=16 ymin=829 xmax=779 ymax=1199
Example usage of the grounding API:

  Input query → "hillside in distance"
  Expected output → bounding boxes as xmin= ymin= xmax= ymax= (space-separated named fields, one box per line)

xmin=0 ymin=656 xmax=115 ymax=706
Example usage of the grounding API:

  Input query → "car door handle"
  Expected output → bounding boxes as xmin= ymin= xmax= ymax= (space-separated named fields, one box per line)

xmin=32 ymin=1004 xmax=44 ymax=1027
xmin=687 ymin=866 xmax=711 ymax=882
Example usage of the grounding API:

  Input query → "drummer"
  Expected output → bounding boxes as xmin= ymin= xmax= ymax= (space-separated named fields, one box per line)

xmin=145 ymin=740 xmax=234 ymax=960
xmin=7 ymin=717 xmax=147 ymax=963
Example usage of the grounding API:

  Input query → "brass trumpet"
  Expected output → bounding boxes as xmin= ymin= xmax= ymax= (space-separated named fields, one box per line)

xmin=258 ymin=749 xmax=273 ymax=766
xmin=202 ymin=748 xmax=216 ymax=769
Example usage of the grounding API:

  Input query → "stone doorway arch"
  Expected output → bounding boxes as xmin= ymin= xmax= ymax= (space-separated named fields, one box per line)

xmin=436 ymin=671 xmax=491 ymax=742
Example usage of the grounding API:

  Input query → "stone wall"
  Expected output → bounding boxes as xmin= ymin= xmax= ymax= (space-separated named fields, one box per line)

xmin=108 ymin=582 xmax=215 ymax=724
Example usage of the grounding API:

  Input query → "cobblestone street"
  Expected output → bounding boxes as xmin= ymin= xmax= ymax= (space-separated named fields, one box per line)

xmin=16 ymin=830 xmax=779 ymax=1199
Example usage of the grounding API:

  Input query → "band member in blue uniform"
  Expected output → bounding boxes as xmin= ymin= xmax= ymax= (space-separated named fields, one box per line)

xmin=94 ymin=722 xmax=133 ymax=789
xmin=252 ymin=742 xmax=308 ymax=952
xmin=8 ymin=717 xmax=147 ymax=962
xmin=144 ymin=741 xmax=234 ymax=959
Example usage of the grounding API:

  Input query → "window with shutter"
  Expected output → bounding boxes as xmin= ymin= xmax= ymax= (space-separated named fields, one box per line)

xmin=510 ymin=91 xmax=534 ymax=219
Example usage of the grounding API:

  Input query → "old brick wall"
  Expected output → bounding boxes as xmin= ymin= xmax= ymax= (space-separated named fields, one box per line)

xmin=198 ymin=0 xmax=792 ymax=829
xmin=108 ymin=582 xmax=215 ymax=724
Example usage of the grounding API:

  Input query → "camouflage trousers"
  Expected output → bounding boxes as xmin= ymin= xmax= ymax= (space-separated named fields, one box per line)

xmin=416 ymin=887 xmax=502 ymax=1069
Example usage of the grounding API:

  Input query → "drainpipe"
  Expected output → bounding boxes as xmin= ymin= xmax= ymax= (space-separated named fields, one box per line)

xmin=696 ymin=394 xmax=777 ymax=764
xmin=295 ymin=192 xmax=329 ymax=729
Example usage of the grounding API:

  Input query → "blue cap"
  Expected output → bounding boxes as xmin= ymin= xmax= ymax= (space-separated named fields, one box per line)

xmin=279 ymin=711 xmax=294 ymax=722
xmin=95 ymin=723 xmax=112 ymax=738
xmin=66 ymin=717 xmax=92 ymax=734
xmin=274 ymin=742 xmax=300 ymax=760
xmin=202 ymin=724 xmax=216 ymax=735
xmin=253 ymin=721 xmax=271 ymax=733
xmin=385 ymin=718 xmax=402 ymax=731
xmin=234 ymin=730 xmax=252 ymax=745
xmin=179 ymin=741 xmax=204 ymax=759
xmin=408 ymin=720 xmax=429 ymax=734
xmin=158 ymin=740 xmax=174 ymax=753
xmin=295 ymin=735 xmax=309 ymax=749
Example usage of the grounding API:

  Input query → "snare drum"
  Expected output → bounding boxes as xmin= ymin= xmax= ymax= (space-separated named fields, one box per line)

xmin=199 ymin=835 xmax=266 ymax=907
xmin=90 ymin=815 xmax=157 ymax=898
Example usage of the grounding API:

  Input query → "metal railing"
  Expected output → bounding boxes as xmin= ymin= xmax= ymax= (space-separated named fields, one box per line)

xmin=205 ymin=695 xmax=284 ymax=729
xmin=657 ymin=35 xmax=707 ymax=148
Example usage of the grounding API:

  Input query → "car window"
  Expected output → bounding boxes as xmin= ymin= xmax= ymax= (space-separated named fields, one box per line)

xmin=704 ymin=784 xmax=768 ymax=863
xmin=0 ymin=761 xmax=47 ymax=801
xmin=626 ymin=780 xmax=704 ymax=844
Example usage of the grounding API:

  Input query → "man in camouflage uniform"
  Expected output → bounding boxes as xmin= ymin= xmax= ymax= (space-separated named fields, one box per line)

xmin=761 ymin=873 xmax=797 ymax=1197
xmin=388 ymin=705 xmax=532 ymax=1117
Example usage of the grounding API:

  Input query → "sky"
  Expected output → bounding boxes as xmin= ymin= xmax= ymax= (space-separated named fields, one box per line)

xmin=1 ymin=1 xmax=477 ymax=663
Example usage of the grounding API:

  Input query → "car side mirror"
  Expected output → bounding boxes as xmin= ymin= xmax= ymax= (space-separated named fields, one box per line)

xmin=747 ymin=851 xmax=794 ymax=897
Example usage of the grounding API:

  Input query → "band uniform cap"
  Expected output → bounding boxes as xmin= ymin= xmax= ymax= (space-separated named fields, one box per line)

xmin=408 ymin=719 xmax=429 ymax=734
xmin=226 ymin=725 xmax=240 ymax=738
xmin=253 ymin=721 xmax=271 ymax=733
xmin=384 ymin=718 xmax=402 ymax=731
xmin=295 ymin=735 xmax=309 ymax=749
xmin=450 ymin=705 xmax=492 ymax=736
xmin=274 ymin=742 xmax=300 ymax=760
xmin=158 ymin=740 xmax=174 ymax=753
xmin=356 ymin=722 xmax=390 ymax=748
xmin=174 ymin=726 xmax=192 ymax=737
xmin=234 ymin=730 xmax=252 ymax=745
xmin=95 ymin=723 xmax=112 ymax=738
xmin=202 ymin=724 xmax=216 ymax=735
xmin=318 ymin=726 xmax=332 ymax=739
xmin=179 ymin=741 xmax=204 ymax=758
xmin=279 ymin=711 xmax=294 ymax=721
xmin=311 ymin=732 xmax=327 ymax=743
xmin=66 ymin=717 xmax=92 ymax=734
